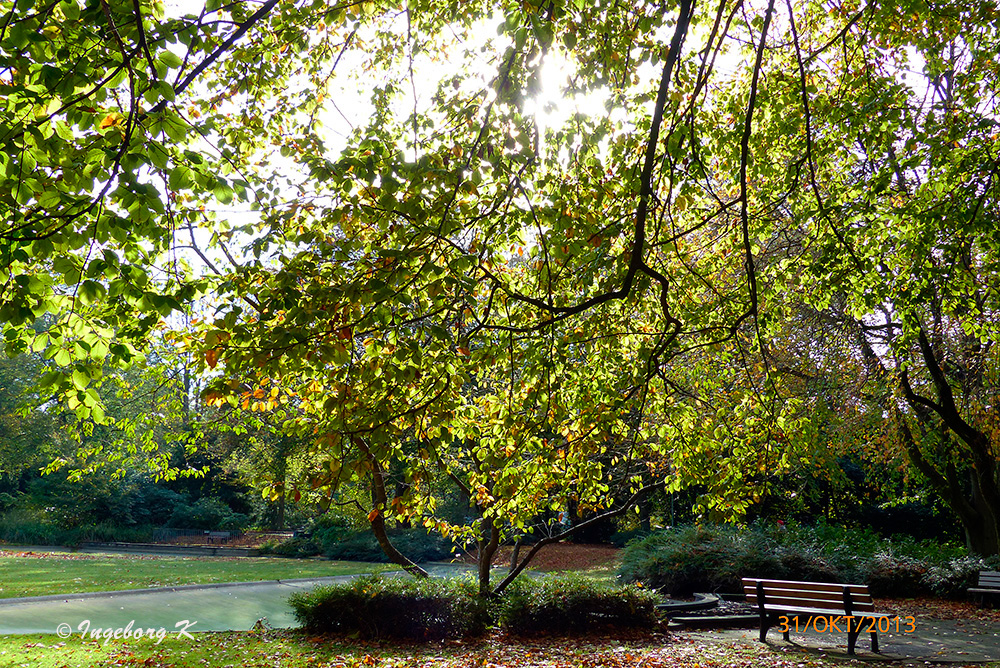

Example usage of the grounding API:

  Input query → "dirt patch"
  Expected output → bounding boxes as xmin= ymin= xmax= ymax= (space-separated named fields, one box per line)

xmin=457 ymin=543 xmax=621 ymax=572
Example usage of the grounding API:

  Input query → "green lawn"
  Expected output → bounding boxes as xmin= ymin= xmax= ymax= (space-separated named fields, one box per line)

xmin=0 ymin=629 xmax=887 ymax=668
xmin=0 ymin=550 xmax=385 ymax=599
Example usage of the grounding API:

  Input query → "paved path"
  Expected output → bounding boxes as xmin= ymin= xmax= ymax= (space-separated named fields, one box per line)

xmin=0 ymin=576 xmax=360 ymax=635
xmin=0 ymin=563 xmax=475 ymax=636
xmin=683 ymin=617 xmax=1000 ymax=664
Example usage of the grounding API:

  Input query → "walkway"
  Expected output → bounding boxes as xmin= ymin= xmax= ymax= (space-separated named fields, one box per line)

xmin=0 ymin=576 xmax=358 ymax=634
xmin=0 ymin=563 xmax=473 ymax=635
xmin=683 ymin=617 xmax=1000 ymax=664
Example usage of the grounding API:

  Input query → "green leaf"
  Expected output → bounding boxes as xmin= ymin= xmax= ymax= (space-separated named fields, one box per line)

xmin=214 ymin=183 xmax=234 ymax=204
xmin=60 ymin=0 xmax=79 ymax=20
xmin=158 ymin=50 xmax=183 ymax=70
xmin=71 ymin=368 xmax=89 ymax=390
xmin=78 ymin=280 xmax=107 ymax=305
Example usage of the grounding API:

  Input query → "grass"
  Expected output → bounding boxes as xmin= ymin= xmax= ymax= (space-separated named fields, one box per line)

xmin=0 ymin=548 xmax=996 ymax=668
xmin=571 ymin=561 xmax=621 ymax=582
xmin=0 ymin=629 xmax=911 ymax=668
xmin=0 ymin=550 xmax=386 ymax=599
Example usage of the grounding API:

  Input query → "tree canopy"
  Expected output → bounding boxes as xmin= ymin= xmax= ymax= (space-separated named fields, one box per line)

xmin=2 ymin=0 xmax=999 ymax=573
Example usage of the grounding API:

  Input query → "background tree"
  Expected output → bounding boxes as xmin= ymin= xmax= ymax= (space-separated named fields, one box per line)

xmin=752 ymin=1 xmax=1000 ymax=554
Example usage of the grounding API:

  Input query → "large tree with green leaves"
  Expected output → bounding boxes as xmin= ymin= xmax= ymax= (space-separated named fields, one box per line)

xmin=3 ymin=0 xmax=999 ymax=578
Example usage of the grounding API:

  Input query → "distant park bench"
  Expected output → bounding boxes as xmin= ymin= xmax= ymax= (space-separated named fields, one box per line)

xmin=206 ymin=531 xmax=231 ymax=544
xmin=968 ymin=570 xmax=1000 ymax=605
xmin=743 ymin=578 xmax=889 ymax=655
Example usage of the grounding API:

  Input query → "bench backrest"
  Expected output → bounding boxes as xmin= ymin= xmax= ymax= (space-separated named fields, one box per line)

xmin=979 ymin=571 xmax=1000 ymax=588
xmin=742 ymin=578 xmax=876 ymax=614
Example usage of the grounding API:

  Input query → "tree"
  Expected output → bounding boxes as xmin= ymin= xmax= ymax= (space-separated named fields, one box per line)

xmin=0 ymin=349 xmax=64 ymax=487
xmin=4 ymin=0 xmax=1000 ymax=580
xmin=748 ymin=1 xmax=1000 ymax=554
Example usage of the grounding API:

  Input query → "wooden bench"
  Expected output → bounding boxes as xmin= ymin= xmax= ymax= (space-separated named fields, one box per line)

xmin=743 ymin=578 xmax=889 ymax=655
xmin=968 ymin=570 xmax=1000 ymax=605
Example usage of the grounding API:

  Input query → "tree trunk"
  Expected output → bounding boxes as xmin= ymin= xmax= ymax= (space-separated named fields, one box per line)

xmin=354 ymin=437 xmax=428 ymax=578
xmin=968 ymin=470 xmax=1000 ymax=555
xmin=508 ymin=537 xmax=523 ymax=573
xmin=274 ymin=493 xmax=285 ymax=531
xmin=639 ymin=495 xmax=652 ymax=533
xmin=393 ymin=471 xmax=411 ymax=529
xmin=477 ymin=519 xmax=500 ymax=597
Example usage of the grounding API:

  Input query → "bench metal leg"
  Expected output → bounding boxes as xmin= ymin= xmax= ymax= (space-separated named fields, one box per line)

xmin=870 ymin=628 xmax=879 ymax=653
xmin=846 ymin=617 xmax=859 ymax=656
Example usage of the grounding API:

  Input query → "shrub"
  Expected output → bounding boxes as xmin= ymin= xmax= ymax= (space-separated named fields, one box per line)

xmin=83 ymin=522 xmax=154 ymax=543
xmin=920 ymin=555 xmax=999 ymax=599
xmin=166 ymin=497 xmax=249 ymax=531
xmin=318 ymin=528 xmax=453 ymax=562
xmin=0 ymin=508 xmax=156 ymax=546
xmin=862 ymin=552 xmax=929 ymax=597
xmin=260 ymin=537 xmax=320 ymax=558
xmin=617 ymin=525 xmax=784 ymax=594
xmin=0 ymin=508 xmax=77 ymax=545
xmin=608 ymin=528 xmax=652 ymax=548
xmin=289 ymin=574 xmax=487 ymax=639
xmin=499 ymin=573 xmax=658 ymax=635
xmin=777 ymin=549 xmax=840 ymax=583
xmin=617 ymin=522 xmax=980 ymax=599
xmin=0 ymin=492 xmax=16 ymax=511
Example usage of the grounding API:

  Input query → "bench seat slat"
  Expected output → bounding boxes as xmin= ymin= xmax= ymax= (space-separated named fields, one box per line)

xmin=969 ymin=587 xmax=1000 ymax=594
xmin=742 ymin=579 xmax=869 ymax=593
xmin=977 ymin=572 xmax=1000 ymax=588
xmin=744 ymin=587 xmax=875 ymax=605
xmin=746 ymin=596 xmax=873 ymax=612
xmin=757 ymin=604 xmax=889 ymax=617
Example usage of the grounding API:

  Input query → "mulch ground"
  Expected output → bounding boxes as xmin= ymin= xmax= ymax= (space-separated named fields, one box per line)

xmin=457 ymin=543 xmax=621 ymax=571
xmin=880 ymin=595 xmax=1000 ymax=623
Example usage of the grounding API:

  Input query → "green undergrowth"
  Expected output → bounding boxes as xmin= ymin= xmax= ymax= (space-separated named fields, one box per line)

xmin=499 ymin=573 xmax=658 ymax=635
xmin=0 ymin=551 xmax=384 ymax=599
xmin=618 ymin=523 xmax=1000 ymax=597
xmin=290 ymin=574 xmax=489 ymax=640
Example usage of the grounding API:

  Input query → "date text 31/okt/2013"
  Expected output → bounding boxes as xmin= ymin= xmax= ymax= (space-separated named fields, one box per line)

xmin=777 ymin=615 xmax=917 ymax=634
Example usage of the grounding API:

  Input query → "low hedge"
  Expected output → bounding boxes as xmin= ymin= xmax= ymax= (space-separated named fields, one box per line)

xmin=499 ymin=573 xmax=658 ymax=635
xmin=290 ymin=573 xmax=659 ymax=639
xmin=289 ymin=574 xmax=488 ymax=640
